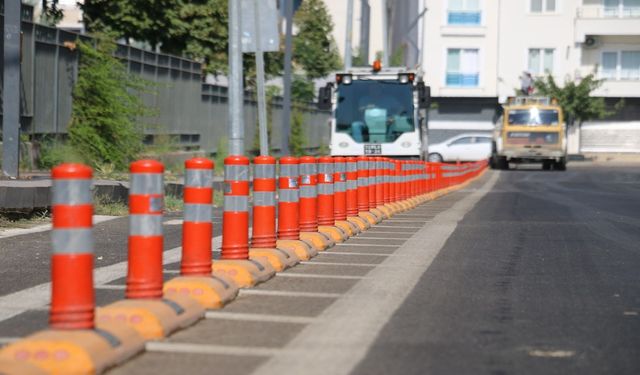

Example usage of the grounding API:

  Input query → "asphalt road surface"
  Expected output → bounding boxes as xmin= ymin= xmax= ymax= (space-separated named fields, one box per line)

xmin=0 ymin=162 xmax=639 ymax=375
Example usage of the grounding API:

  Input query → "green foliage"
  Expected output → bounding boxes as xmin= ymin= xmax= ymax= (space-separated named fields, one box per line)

xmin=251 ymin=86 xmax=282 ymax=155
xmin=37 ymin=138 xmax=85 ymax=170
xmin=533 ymin=73 xmax=623 ymax=126
xmin=352 ymin=48 xmax=368 ymax=67
xmin=290 ymin=110 xmax=306 ymax=157
xmin=40 ymin=0 xmax=64 ymax=26
xmin=291 ymin=75 xmax=316 ymax=103
xmin=293 ymin=0 xmax=342 ymax=78
xmin=68 ymin=38 xmax=148 ymax=170
xmin=213 ymin=137 xmax=228 ymax=176
xmin=93 ymin=194 xmax=129 ymax=216
xmin=390 ymin=45 xmax=406 ymax=67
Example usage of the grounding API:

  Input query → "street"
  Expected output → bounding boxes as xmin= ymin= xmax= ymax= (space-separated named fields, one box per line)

xmin=1 ymin=162 xmax=639 ymax=374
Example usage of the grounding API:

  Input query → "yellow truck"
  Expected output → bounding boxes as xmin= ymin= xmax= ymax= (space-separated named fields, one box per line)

xmin=491 ymin=97 xmax=567 ymax=171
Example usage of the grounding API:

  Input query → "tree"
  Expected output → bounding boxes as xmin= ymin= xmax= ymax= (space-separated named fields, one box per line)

xmin=293 ymin=0 xmax=342 ymax=79
xmin=40 ymin=0 xmax=63 ymax=25
xmin=68 ymin=37 xmax=149 ymax=170
xmin=534 ymin=73 xmax=623 ymax=127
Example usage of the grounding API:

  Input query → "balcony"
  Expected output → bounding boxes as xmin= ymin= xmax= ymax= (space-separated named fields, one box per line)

xmin=575 ymin=5 xmax=640 ymax=41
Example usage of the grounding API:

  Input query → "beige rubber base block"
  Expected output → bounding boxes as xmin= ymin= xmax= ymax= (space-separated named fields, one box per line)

xmin=347 ymin=216 xmax=370 ymax=231
xmin=250 ymin=248 xmax=299 ymax=272
xmin=377 ymin=205 xmax=394 ymax=218
xmin=370 ymin=207 xmax=388 ymax=220
xmin=163 ymin=275 xmax=239 ymax=310
xmin=335 ymin=220 xmax=360 ymax=236
xmin=277 ymin=239 xmax=318 ymax=260
xmin=388 ymin=202 xmax=405 ymax=213
xmin=318 ymin=225 xmax=348 ymax=242
xmin=0 ymin=322 xmax=145 ymax=375
xmin=0 ymin=358 xmax=46 ymax=375
xmin=359 ymin=211 xmax=381 ymax=225
xmin=211 ymin=258 xmax=275 ymax=288
xmin=96 ymin=294 xmax=204 ymax=340
xmin=299 ymin=232 xmax=334 ymax=251
xmin=396 ymin=200 xmax=413 ymax=211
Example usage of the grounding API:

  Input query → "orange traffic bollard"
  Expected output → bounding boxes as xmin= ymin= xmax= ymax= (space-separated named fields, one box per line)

xmin=297 ymin=156 xmax=333 ymax=252
xmin=317 ymin=156 xmax=348 ymax=242
xmin=357 ymin=156 xmax=379 ymax=225
xmin=368 ymin=157 xmax=387 ymax=220
xmin=395 ymin=160 xmax=411 ymax=210
xmin=163 ymin=158 xmax=238 ymax=309
xmin=211 ymin=155 xmax=274 ymax=288
xmin=97 ymin=160 xmax=203 ymax=340
xmin=275 ymin=156 xmax=318 ymax=259
xmin=49 ymin=163 xmax=94 ymax=330
xmin=378 ymin=158 xmax=396 ymax=216
xmin=333 ymin=157 xmax=360 ymax=236
xmin=346 ymin=156 xmax=370 ymax=230
xmin=0 ymin=163 xmax=145 ymax=375
xmin=249 ymin=156 xmax=300 ymax=271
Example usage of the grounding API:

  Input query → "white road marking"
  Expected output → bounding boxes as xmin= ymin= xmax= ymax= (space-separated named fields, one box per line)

xmin=239 ymin=290 xmax=341 ymax=298
xmin=0 ymin=215 xmax=118 ymax=239
xmin=252 ymin=172 xmax=498 ymax=375
xmin=300 ymin=261 xmax=378 ymax=267
xmin=277 ymin=273 xmax=367 ymax=280
xmin=0 ymin=235 xmax=222 ymax=323
xmin=163 ymin=219 xmax=183 ymax=225
xmin=319 ymin=251 xmax=391 ymax=257
xmin=146 ymin=342 xmax=280 ymax=357
xmin=349 ymin=237 xmax=406 ymax=241
xmin=370 ymin=225 xmax=423 ymax=229
xmin=205 ymin=311 xmax=317 ymax=324
xmin=383 ymin=219 xmax=429 ymax=223
xmin=528 ymin=349 xmax=576 ymax=358
xmin=95 ymin=285 xmax=126 ymax=290
xmin=163 ymin=270 xmax=180 ymax=274
xmin=336 ymin=243 xmax=397 ymax=248
xmin=360 ymin=231 xmax=417 ymax=235
xmin=0 ymin=337 xmax=19 ymax=344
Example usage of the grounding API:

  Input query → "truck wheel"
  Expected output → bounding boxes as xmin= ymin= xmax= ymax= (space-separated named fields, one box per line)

xmin=542 ymin=161 xmax=552 ymax=170
xmin=554 ymin=158 xmax=567 ymax=171
xmin=497 ymin=157 xmax=509 ymax=170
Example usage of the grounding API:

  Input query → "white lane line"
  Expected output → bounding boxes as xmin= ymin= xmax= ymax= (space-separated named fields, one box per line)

xmin=205 ymin=311 xmax=317 ymax=324
xmin=359 ymin=231 xmax=417 ymax=235
xmin=95 ymin=285 xmax=126 ymax=290
xmin=319 ymin=251 xmax=391 ymax=257
xmin=163 ymin=270 xmax=180 ymax=274
xmin=0 ymin=337 xmax=19 ymax=344
xmin=336 ymin=243 xmax=397 ymax=248
xmin=239 ymin=290 xmax=341 ymax=298
xmin=370 ymin=225 xmax=423 ymax=229
xmin=252 ymin=172 xmax=499 ymax=375
xmin=146 ymin=342 xmax=280 ymax=357
xmin=383 ymin=219 xmax=429 ymax=223
xmin=392 ymin=215 xmax=436 ymax=218
xmin=349 ymin=237 xmax=406 ymax=241
xmin=277 ymin=273 xmax=367 ymax=280
xmin=0 ymin=215 xmax=119 ymax=240
xmin=0 ymin=235 xmax=222 ymax=323
xmin=300 ymin=261 xmax=378 ymax=267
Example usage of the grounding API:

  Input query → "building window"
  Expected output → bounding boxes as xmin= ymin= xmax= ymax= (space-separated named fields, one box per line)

xmin=448 ymin=0 xmax=481 ymax=25
xmin=600 ymin=51 xmax=640 ymax=80
xmin=528 ymin=48 xmax=554 ymax=75
xmin=446 ymin=48 xmax=480 ymax=87
xmin=604 ymin=0 xmax=640 ymax=18
xmin=530 ymin=0 xmax=556 ymax=13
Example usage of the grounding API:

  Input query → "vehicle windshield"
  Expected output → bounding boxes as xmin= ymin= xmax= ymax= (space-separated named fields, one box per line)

xmin=335 ymin=80 xmax=415 ymax=144
xmin=508 ymin=108 xmax=559 ymax=126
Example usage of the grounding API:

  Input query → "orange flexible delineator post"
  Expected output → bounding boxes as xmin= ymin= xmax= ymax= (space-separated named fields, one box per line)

xmin=50 ymin=163 xmax=95 ymax=329
xmin=126 ymin=159 xmax=165 ymax=299
xmin=345 ymin=157 xmax=370 ymax=230
xmin=333 ymin=157 xmax=359 ymax=236
xmin=317 ymin=156 xmax=348 ymax=242
xmin=367 ymin=156 xmax=386 ymax=220
xmin=181 ymin=158 xmax=215 ymax=276
xmin=270 ymin=155 xmax=317 ymax=259
xmin=297 ymin=156 xmax=333 ymax=252
xmin=249 ymin=155 xmax=300 ymax=271
xmin=356 ymin=156 xmax=379 ymax=225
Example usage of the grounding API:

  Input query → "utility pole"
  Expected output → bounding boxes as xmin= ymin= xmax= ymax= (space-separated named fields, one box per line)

xmin=359 ymin=0 xmax=370 ymax=64
xmin=228 ymin=0 xmax=244 ymax=155
xmin=344 ymin=0 xmax=354 ymax=69
xmin=254 ymin=0 xmax=269 ymax=156
xmin=2 ymin=0 xmax=21 ymax=178
xmin=381 ymin=0 xmax=389 ymax=66
xmin=281 ymin=0 xmax=293 ymax=156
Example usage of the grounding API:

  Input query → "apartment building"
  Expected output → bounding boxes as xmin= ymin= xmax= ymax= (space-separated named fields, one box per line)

xmin=330 ymin=0 xmax=640 ymax=151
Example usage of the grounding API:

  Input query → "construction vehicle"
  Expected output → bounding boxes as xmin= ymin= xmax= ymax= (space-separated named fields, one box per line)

xmin=317 ymin=61 xmax=430 ymax=158
xmin=491 ymin=96 xmax=567 ymax=171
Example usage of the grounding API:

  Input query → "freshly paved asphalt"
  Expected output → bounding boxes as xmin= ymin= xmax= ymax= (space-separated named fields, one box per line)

xmin=1 ymin=162 xmax=639 ymax=375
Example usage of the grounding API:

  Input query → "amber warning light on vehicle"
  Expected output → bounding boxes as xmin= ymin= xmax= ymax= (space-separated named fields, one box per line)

xmin=372 ymin=60 xmax=382 ymax=72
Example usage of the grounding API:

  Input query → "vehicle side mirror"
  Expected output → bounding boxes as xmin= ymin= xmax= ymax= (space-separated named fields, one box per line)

xmin=317 ymin=84 xmax=333 ymax=110
xmin=417 ymin=82 xmax=430 ymax=109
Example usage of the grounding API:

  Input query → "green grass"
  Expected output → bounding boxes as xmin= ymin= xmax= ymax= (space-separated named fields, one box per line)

xmin=93 ymin=195 xmax=129 ymax=216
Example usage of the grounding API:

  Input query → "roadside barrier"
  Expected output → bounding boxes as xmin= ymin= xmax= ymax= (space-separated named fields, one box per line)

xmin=356 ymin=156 xmax=379 ymax=225
xmin=333 ymin=157 xmax=360 ymax=236
xmin=346 ymin=156 xmax=370 ymax=230
xmin=317 ymin=156 xmax=348 ymax=242
xmin=0 ymin=163 xmax=144 ymax=374
xmin=98 ymin=160 xmax=203 ymax=340
xmin=163 ymin=158 xmax=238 ymax=309
xmin=248 ymin=155 xmax=300 ymax=271
xmin=298 ymin=156 xmax=334 ymax=251
xmin=211 ymin=155 xmax=275 ymax=288
xmin=367 ymin=156 xmax=386 ymax=220
xmin=276 ymin=157 xmax=319 ymax=259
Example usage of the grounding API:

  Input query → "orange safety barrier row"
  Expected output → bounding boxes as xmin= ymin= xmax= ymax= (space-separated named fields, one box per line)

xmin=0 ymin=156 xmax=488 ymax=375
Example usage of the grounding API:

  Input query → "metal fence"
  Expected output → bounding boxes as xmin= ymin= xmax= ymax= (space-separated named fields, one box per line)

xmin=0 ymin=6 xmax=330 ymax=155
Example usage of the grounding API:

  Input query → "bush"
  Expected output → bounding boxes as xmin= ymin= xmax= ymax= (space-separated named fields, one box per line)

xmin=68 ymin=37 xmax=150 ymax=170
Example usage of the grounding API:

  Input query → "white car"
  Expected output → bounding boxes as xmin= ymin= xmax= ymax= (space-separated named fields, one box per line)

xmin=427 ymin=133 xmax=492 ymax=162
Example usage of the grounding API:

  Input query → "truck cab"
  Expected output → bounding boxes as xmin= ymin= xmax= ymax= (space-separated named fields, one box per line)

xmin=491 ymin=96 xmax=567 ymax=171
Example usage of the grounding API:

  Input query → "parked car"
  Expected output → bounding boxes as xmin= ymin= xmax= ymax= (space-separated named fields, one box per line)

xmin=428 ymin=133 xmax=492 ymax=162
